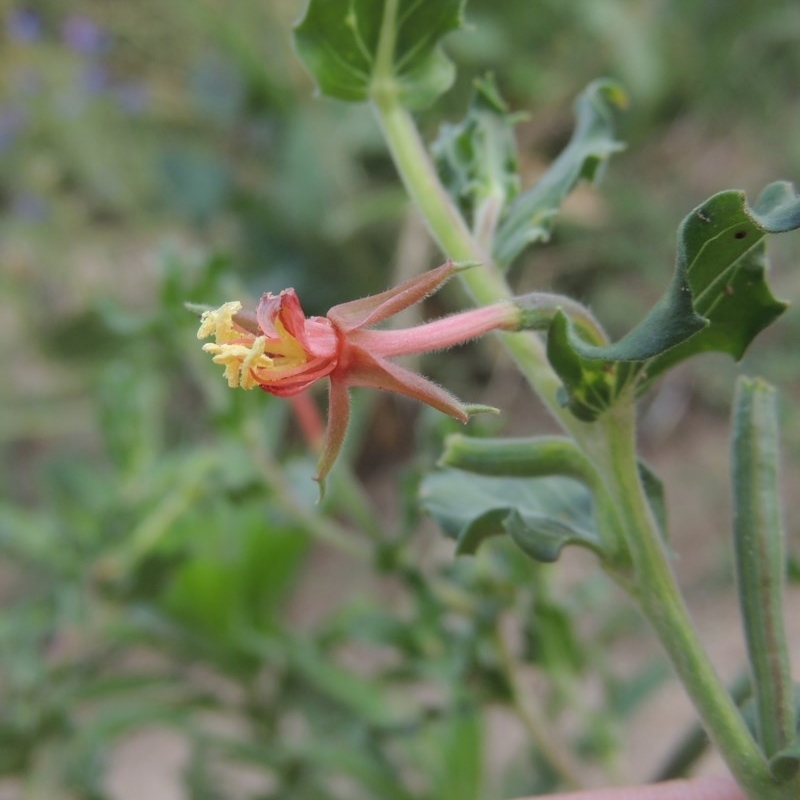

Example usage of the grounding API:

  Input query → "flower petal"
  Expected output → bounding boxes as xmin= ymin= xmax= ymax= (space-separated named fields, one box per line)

xmin=255 ymin=292 xmax=283 ymax=336
xmin=256 ymin=353 xmax=337 ymax=396
xmin=327 ymin=260 xmax=457 ymax=333
xmin=257 ymin=289 xmax=308 ymax=343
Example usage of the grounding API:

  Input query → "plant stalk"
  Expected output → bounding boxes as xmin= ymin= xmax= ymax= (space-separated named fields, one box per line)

xmin=370 ymin=94 xmax=595 ymax=446
xmin=595 ymin=402 xmax=799 ymax=800
xmin=368 ymin=65 xmax=800 ymax=799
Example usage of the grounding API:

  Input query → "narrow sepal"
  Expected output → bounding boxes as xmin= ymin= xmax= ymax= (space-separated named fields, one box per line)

xmin=314 ymin=379 xmax=352 ymax=496
xmin=327 ymin=261 xmax=457 ymax=333
xmin=343 ymin=348 xmax=470 ymax=423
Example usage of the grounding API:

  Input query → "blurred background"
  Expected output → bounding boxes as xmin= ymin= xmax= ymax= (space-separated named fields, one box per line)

xmin=1 ymin=1 xmax=799 ymax=798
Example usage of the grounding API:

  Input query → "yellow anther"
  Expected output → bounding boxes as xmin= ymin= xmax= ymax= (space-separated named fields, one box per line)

xmin=197 ymin=301 xmax=243 ymax=343
xmin=271 ymin=317 xmax=308 ymax=364
xmin=240 ymin=337 xmax=270 ymax=389
xmin=202 ymin=340 xmax=273 ymax=389
xmin=198 ymin=300 xmax=313 ymax=390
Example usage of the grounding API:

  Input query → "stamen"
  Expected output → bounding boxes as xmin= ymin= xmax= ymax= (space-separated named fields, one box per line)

xmin=197 ymin=301 xmax=243 ymax=343
xmin=202 ymin=341 xmax=274 ymax=389
xmin=240 ymin=337 xmax=269 ymax=389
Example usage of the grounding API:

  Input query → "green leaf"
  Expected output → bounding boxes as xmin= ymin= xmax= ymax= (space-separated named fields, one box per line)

xmin=431 ymin=74 xmax=522 ymax=234
xmin=505 ymin=508 xmax=603 ymax=564
xmin=547 ymin=182 xmax=800 ymax=420
xmin=419 ymin=469 xmax=602 ymax=562
xmin=426 ymin=435 xmax=666 ymax=563
xmin=641 ymin=185 xmax=797 ymax=383
xmin=286 ymin=638 xmax=405 ymax=728
xmin=293 ymin=0 xmax=465 ymax=109
xmin=415 ymin=708 xmax=484 ymax=800
xmin=162 ymin=507 xmax=309 ymax=649
xmin=493 ymin=79 xmax=627 ymax=267
xmin=546 ymin=311 xmax=639 ymax=422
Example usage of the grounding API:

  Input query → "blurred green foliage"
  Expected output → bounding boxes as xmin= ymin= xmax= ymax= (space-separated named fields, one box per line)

xmin=1 ymin=0 xmax=799 ymax=797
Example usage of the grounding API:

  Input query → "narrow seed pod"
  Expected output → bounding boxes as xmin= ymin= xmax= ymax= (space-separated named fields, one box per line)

xmin=731 ymin=377 xmax=797 ymax=769
xmin=439 ymin=434 xmax=596 ymax=482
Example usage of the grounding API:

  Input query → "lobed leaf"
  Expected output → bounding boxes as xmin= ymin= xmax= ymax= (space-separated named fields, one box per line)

xmin=423 ymin=436 xmax=666 ymax=564
xmin=419 ymin=468 xmax=601 ymax=562
xmin=547 ymin=182 xmax=800 ymax=420
xmin=493 ymin=79 xmax=627 ymax=267
xmin=293 ymin=0 xmax=464 ymax=109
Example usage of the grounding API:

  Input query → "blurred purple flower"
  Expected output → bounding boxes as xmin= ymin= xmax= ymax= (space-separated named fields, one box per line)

xmin=62 ymin=14 xmax=107 ymax=54
xmin=115 ymin=82 xmax=150 ymax=115
xmin=5 ymin=7 xmax=41 ymax=42
xmin=15 ymin=67 xmax=43 ymax=96
xmin=80 ymin=61 xmax=109 ymax=94
xmin=0 ymin=106 xmax=27 ymax=151
xmin=11 ymin=193 xmax=49 ymax=222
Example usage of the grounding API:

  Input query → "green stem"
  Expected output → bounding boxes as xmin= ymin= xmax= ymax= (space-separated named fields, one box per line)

xmin=370 ymin=95 xmax=596 ymax=446
xmin=515 ymin=291 xmax=609 ymax=346
xmin=654 ymin=670 xmax=753 ymax=782
xmin=595 ymin=402 xmax=797 ymax=800
xmin=368 ymin=69 xmax=800 ymax=800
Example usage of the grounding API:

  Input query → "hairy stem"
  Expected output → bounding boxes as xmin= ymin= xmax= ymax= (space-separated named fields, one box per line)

xmin=368 ymin=72 xmax=800 ymax=800
xmin=594 ymin=402 xmax=797 ymax=800
xmin=370 ymin=95 xmax=596 ymax=446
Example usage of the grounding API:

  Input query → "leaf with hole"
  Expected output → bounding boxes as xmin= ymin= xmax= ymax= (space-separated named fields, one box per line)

xmin=547 ymin=182 xmax=800 ymax=420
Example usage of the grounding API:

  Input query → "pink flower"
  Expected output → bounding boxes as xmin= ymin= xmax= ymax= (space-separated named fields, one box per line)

xmin=198 ymin=261 xmax=520 ymax=485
